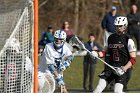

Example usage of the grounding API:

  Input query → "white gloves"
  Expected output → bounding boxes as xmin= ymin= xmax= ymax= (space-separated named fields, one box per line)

xmin=25 ymin=56 xmax=33 ymax=73
xmin=59 ymin=61 xmax=70 ymax=71
xmin=115 ymin=67 xmax=125 ymax=76
xmin=91 ymin=51 xmax=98 ymax=58
xmin=56 ymin=74 xmax=65 ymax=86
xmin=59 ymin=64 xmax=66 ymax=71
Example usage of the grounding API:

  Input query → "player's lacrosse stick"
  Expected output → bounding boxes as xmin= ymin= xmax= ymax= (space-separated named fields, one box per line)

xmin=61 ymin=85 xmax=68 ymax=93
xmin=69 ymin=35 xmax=117 ymax=72
xmin=61 ymin=85 xmax=64 ymax=93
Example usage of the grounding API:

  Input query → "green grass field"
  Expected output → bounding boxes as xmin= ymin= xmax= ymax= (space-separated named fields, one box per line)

xmin=63 ymin=56 xmax=140 ymax=93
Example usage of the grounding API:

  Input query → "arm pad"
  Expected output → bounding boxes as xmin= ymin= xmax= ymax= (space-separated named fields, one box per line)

xmin=130 ymin=57 xmax=136 ymax=65
xmin=48 ymin=64 xmax=56 ymax=73
xmin=100 ymin=51 xmax=106 ymax=57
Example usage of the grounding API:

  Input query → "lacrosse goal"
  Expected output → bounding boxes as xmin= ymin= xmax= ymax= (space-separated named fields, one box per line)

xmin=0 ymin=0 xmax=36 ymax=93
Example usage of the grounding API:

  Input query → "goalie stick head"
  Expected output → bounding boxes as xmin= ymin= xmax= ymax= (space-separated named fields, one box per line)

xmin=38 ymin=71 xmax=55 ymax=93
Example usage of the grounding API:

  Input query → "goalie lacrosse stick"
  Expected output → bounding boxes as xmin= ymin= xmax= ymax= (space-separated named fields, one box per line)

xmin=60 ymin=85 xmax=68 ymax=93
xmin=38 ymin=70 xmax=55 ymax=93
xmin=44 ymin=70 xmax=56 ymax=93
xmin=69 ymin=35 xmax=117 ymax=72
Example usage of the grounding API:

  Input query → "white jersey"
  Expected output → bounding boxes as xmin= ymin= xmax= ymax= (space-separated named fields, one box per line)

xmin=38 ymin=42 xmax=72 ymax=72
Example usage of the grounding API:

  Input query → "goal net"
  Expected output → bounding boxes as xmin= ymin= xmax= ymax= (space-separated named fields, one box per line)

xmin=0 ymin=0 xmax=33 ymax=93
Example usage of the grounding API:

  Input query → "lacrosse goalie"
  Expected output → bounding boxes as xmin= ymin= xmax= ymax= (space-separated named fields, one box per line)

xmin=92 ymin=16 xmax=136 ymax=93
xmin=38 ymin=30 xmax=74 ymax=93
xmin=4 ymin=38 xmax=34 ymax=92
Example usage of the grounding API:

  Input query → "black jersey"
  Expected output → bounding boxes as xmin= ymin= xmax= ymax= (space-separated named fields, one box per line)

xmin=107 ymin=33 xmax=131 ymax=67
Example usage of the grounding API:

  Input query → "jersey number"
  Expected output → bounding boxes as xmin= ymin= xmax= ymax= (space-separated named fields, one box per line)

xmin=113 ymin=49 xmax=119 ymax=61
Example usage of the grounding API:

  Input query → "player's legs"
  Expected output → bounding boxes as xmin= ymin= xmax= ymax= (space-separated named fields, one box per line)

xmin=114 ymin=83 xmax=124 ymax=93
xmin=89 ymin=63 xmax=95 ymax=91
xmin=93 ymin=78 xmax=107 ymax=93
xmin=93 ymin=69 xmax=115 ymax=93
xmin=114 ymin=73 xmax=127 ymax=93
xmin=134 ymin=31 xmax=140 ymax=55
xmin=83 ymin=61 xmax=89 ymax=90
xmin=104 ymin=30 xmax=112 ymax=46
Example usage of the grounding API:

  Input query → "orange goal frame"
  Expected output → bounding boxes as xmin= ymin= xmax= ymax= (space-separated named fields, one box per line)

xmin=34 ymin=0 xmax=38 ymax=93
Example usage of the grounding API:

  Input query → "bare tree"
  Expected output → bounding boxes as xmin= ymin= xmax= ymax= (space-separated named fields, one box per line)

xmin=74 ymin=0 xmax=79 ymax=35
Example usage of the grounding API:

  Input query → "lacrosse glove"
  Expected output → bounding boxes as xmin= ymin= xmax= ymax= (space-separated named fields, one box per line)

xmin=59 ymin=61 xmax=70 ymax=71
xmin=91 ymin=51 xmax=98 ymax=59
xmin=56 ymin=74 xmax=65 ymax=86
xmin=115 ymin=67 xmax=125 ymax=76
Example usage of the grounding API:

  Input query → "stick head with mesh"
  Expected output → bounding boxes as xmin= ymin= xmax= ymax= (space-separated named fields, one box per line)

xmin=38 ymin=70 xmax=55 ymax=93
xmin=44 ymin=70 xmax=55 ymax=93
xmin=69 ymin=35 xmax=85 ymax=50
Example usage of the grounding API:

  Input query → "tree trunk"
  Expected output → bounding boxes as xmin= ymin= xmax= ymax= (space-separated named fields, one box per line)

xmin=74 ymin=0 xmax=79 ymax=35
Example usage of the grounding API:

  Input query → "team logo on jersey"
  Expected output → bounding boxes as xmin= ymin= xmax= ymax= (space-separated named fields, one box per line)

xmin=109 ymin=44 xmax=124 ymax=48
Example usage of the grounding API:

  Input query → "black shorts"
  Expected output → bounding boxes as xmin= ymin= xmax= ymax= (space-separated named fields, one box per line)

xmin=99 ymin=69 xmax=127 ymax=84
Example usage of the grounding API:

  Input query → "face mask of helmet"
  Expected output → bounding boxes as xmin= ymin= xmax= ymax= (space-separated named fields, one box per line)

xmin=54 ymin=38 xmax=65 ymax=48
xmin=53 ymin=30 xmax=66 ymax=49
xmin=116 ymin=25 xmax=126 ymax=34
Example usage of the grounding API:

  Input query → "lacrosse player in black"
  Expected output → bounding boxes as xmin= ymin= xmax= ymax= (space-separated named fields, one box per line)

xmin=92 ymin=16 xmax=136 ymax=93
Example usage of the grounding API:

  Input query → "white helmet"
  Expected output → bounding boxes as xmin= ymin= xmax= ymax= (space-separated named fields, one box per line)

xmin=7 ymin=38 xmax=20 ymax=53
xmin=54 ymin=30 xmax=67 ymax=48
xmin=114 ymin=16 xmax=128 ymax=30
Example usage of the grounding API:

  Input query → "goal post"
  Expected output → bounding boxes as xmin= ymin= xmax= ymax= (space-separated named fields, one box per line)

xmin=34 ymin=0 xmax=38 ymax=93
xmin=0 ymin=0 xmax=38 ymax=93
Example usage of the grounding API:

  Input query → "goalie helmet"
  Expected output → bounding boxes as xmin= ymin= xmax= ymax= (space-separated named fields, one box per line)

xmin=114 ymin=16 xmax=128 ymax=30
xmin=7 ymin=38 xmax=20 ymax=53
xmin=54 ymin=30 xmax=67 ymax=48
